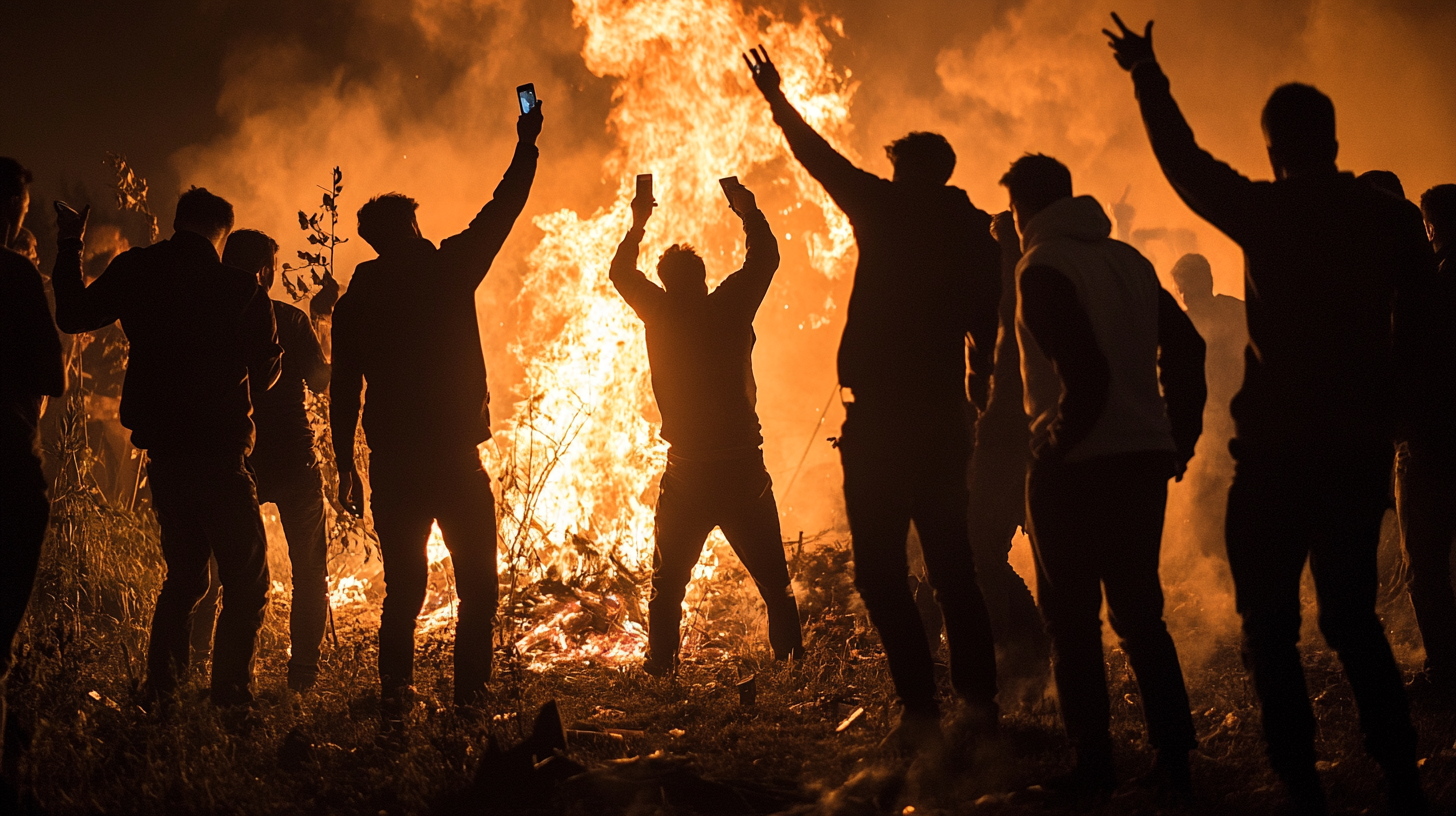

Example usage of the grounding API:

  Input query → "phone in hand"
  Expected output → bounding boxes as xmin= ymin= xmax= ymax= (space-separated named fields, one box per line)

xmin=636 ymin=174 xmax=653 ymax=200
xmin=516 ymin=83 xmax=538 ymax=115
xmin=719 ymin=176 xmax=740 ymax=193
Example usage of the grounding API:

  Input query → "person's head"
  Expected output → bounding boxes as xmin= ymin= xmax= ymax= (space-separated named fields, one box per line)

xmin=1171 ymin=253 xmax=1215 ymax=306
xmin=1359 ymin=170 xmax=1405 ymax=200
xmin=1 ymin=156 xmax=33 ymax=245
xmin=999 ymin=153 xmax=1073 ymax=234
xmin=1421 ymin=183 xmax=1456 ymax=253
xmin=173 ymin=187 xmax=235 ymax=252
xmin=886 ymin=132 xmax=956 ymax=187
xmin=1262 ymin=83 xmax=1338 ymax=180
xmin=656 ymin=244 xmax=708 ymax=297
xmin=357 ymin=193 xmax=421 ymax=254
xmin=223 ymin=228 xmax=281 ymax=290
xmin=10 ymin=227 xmax=38 ymax=267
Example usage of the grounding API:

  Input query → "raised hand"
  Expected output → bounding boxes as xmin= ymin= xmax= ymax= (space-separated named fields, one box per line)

xmin=54 ymin=200 xmax=90 ymax=242
xmin=309 ymin=270 xmax=340 ymax=318
xmin=990 ymin=210 xmax=1020 ymax=250
xmin=630 ymin=183 xmax=656 ymax=230
xmin=517 ymin=99 xmax=544 ymax=144
xmin=723 ymin=182 xmax=758 ymax=219
xmin=742 ymin=45 xmax=782 ymax=97
xmin=1103 ymin=12 xmax=1155 ymax=72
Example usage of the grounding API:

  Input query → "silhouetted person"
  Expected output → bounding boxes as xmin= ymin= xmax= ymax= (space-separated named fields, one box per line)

xmin=967 ymin=211 xmax=1048 ymax=691
xmin=1006 ymin=154 xmax=1205 ymax=800
xmin=1 ymin=158 xmax=65 ymax=768
xmin=610 ymin=179 xmax=804 ymax=676
xmin=1170 ymin=253 xmax=1245 ymax=558
xmin=10 ymin=226 xmax=38 ymax=267
xmin=747 ymin=47 xmax=1001 ymax=749
xmin=1107 ymin=14 xmax=1434 ymax=814
xmin=331 ymin=101 xmax=541 ymax=716
xmin=1359 ymin=170 xmax=1405 ymax=201
xmin=1397 ymin=183 xmax=1456 ymax=689
xmin=189 ymin=230 xmax=336 ymax=691
xmin=52 ymin=187 xmax=281 ymax=708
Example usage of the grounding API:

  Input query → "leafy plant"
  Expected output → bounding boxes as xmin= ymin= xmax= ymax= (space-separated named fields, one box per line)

xmin=105 ymin=152 xmax=159 ymax=245
xmin=282 ymin=166 xmax=347 ymax=302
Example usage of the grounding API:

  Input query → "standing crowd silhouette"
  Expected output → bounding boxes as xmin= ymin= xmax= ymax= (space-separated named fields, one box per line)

xmin=2 ymin=13 xmax=1453 ymax=815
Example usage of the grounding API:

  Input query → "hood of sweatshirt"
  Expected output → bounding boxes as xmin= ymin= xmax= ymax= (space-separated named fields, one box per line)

xmin=1020 ymin=195 xmax=1111 ymax=252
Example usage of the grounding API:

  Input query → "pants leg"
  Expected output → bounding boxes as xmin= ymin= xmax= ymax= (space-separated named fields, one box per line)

xmin=1308 ymin=461 xmax=1418 ymax=772
xmin=369 ymin=457 xmax=435 ymax=697
xmin=1097 ymin=461 xmax=1196 ymax=754
xmin=1028 ymin=462 xmax=1115 ymax=765
xmin=841 ymin=408 xmax=938 ymax=716
xmin=203 ymin=459 xmax=271 ymax=704
xmin=188 ymin=557 xmax=221 ymax=665
xmin=263 ymin=465 xmax=330 ymax=685
xmin=715 ymin=457 xmax=803 ymax=660
xmin=433 ymin=458 xmax=499 ymax=705
xmin=1 ymin=455 xmax=49 ymax=768
xmin=145 ymin=460 xmax=219 ymax=698
xmin=647 ymin=461 xmax=717 ymax=665
xmin=1396 ymin=448 xmax=1456 ymax=677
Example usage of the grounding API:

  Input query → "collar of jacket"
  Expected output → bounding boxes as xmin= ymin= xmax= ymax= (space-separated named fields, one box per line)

xmin=1020 ymin=195 xmax=1111 ymax=253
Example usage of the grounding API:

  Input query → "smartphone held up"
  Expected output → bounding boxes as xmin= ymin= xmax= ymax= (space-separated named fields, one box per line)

xmin=516 ymin=83 xmax=538 ymax=115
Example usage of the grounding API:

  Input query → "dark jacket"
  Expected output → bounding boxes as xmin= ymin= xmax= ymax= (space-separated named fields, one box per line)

xmin=2 ymin=247 xmax=66 ymax=478
xmin=331 ymin=141 xmax=537 ymax=467
xmin=1409 ymin=246 xmax=1456 ymax=455
xmin=52 ymin=231 xmax=281 ymax=457
xmin=610 ymin=211 xmax=779 ymax=459
xmin=251 ymin=299 xmax=329 ymax=471
xmin=764 ymin=95 xmax=1001 ymax=410
xmin=1130 ymin=62 xmax=1436 ymax=448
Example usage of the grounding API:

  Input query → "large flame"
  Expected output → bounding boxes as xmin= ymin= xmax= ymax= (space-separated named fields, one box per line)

xmin=477 ymin=0 xmax=858 ymax=662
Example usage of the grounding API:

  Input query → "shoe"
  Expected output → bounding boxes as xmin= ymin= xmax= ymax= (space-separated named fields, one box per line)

xmin=287 ymin=669 xmax=318 ymax=692
xmin=1037 ymin=762 xmax=1116 ymax=806
xmin=1129 ymin=751 xmax=1193 ymax=804
xmin=879 ymin=707 xmax=946 ymax=755
xmin=381 ymin=685 xmax=416 ymax=726
xmin=1385 ymin=766 xmax=1428 ymax=816
xmin=642 ymin=654 xmax=675 ymax=678
xmin=1277 ymin=767 xmax=1329 ymax=816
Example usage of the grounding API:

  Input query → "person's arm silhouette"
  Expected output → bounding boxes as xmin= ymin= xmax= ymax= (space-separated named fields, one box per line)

xmin=708 ymin=182 xmax=779 ymax=319
xmin=438 ymin=101 xmax=544 ymax=286
xmin=1105 ymin=13 xmax=1259 ymax=243
xmin=1156 ymin=288 xmax=1206 ymax=479
xmin=243 ymin=284 xmax=283 ymax=393
xmin=50 ymin=201 xmax=124 ymax=334
xmin=330 ymin=290 xmax=365 ymax=516
xmin=1020 ymin=265 xmax=1111 ymax=463
xmin=744 ymin=46 xmax=879 ymax=219
xmin=609 ymin=182 xmax=665 ymax=320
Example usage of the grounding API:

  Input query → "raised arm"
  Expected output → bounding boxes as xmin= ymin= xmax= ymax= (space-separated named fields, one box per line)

xmin=609 ymin=183 xmax=665 ymax=320
xmin=1020 ymin=265 xmax=1110 ymax=463
xmin=51 ymin=203 xmax=124 ymax=333
xmin=709 ymin=182 xmax=779 ymax=317
xmin=1156 ymin=288 xmax=1206 ymax=478
xmin=1105 ymin=14 xmax=1260 ymax=243
xmin=330 ymin=293 xmax=366 ymax=516
xmin=436 ymin=102 xmax=543 ymax=286
xmin=745 ymin=47 xmax=880 ymax=219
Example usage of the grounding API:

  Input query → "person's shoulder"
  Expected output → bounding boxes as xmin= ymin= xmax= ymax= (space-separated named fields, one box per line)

xmin=0 ymin=245 xmax=38 ymax=277
xmin=271 ymin=298 xmax=310 ymax=325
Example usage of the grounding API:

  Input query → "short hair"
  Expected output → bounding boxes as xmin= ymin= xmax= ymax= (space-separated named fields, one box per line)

xmin=357 ymin=193 xmax=419 ymax=243
xmin=223 ymin=228 xmax=280 ymax=287
xmin=1359 ymin=170 xmax=1404 ymax=200
xmin=174 ymin=186 xmax=235 ymax=236
xmin=999 ymin=153 xmax=1073 ymax=215
xmin=1262 ymin=83 xmax=1336 ymax=159
xmin=657 ymin=244 xmax=706 ymax=292
xmin=1171 ymin=253 xmax=1214 ymax=298
xmin=0 ymin=157 xmax=33 ymax=201
xmin=1421 ymin=184 xmax=1456 ymax=238
xmin=886 ymin=132 xmax=956 ymax=186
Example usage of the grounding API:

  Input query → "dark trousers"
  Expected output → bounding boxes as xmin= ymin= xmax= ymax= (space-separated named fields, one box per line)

xmin=191 ymin=458 xmax=329 ymax=685
xmin=1225 ymin=442 xmax=1418 ymax=780
xmin=1027 ymin=451 xmax=1196 ymax=766
xmin=646 ymin=452 xmax=803 ymax=663
xmin=839 ymin=401 xmax=998 ymax=717
xmin=2 ymin=451 xmax=49 ymax=766
xmin=1394 ymin=444 xmax=1456 ymax=679
xmin=146 ymin=453 xmax=270 ymax=705
xmin=370 ymin=447 xmax=497 ymax=705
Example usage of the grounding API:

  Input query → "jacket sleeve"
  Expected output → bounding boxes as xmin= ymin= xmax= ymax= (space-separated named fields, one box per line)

xmin=437 ymin=140 xmax=540 ymax=287
xmin=7 ymin=259 xmax=66 ymax=398
xmin=1019 ymin=264 xmax=1110 ymax=461
xmin=53 ymin=238 xmax=125 ymax=333
xmin=1157 ymin=288 xmax=1207 ymax=467
xmin=966 ymin=228 xmax=1003 ymax=411
xmin=243 ymin=283 xmax=283 ymax=394
xmin=1131 ymin=62 xmax=1261 ymax=244
xmin=1391 ymin=202 xmax=1442 ymax=442
xmin=609 ymin=225 xmax=665 ymax=321
xmin=289 ymin=307 xmax=332 ymax=393
xmin=765 ymin=90 xmax=880 ymax=221
xmin=330 ymin=294 xmax=364 ymax=472
xmin=709 ymin=210 xmax=780 ymax=318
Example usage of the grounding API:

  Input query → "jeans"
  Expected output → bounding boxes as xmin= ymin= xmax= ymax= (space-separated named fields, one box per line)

xmin=1394 ymin=443 xmax=1456 ymax=679
xmin=646 ymin=451 xmax=803 ymax=664
xmin=1027 ymin=451 xmax=1196 ymax=766
xmin=2 ymin=449 xmax=49 ymax=765
xmin=146 ymin=453 xmax=270 ymax=705
xmin=1225 ymin=441 xmax=1418 ymax=780
xmin=370 ymin=447 xmax=497 ymax=705
xmin=839 ymin=400 xmax=998 ymax=717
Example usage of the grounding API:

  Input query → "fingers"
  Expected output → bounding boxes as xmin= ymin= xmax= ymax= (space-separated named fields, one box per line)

xmin=1144 ymin=19 xmax=1154 ymax=40
xmin=1110 ymin=11 xmax=1132 ymax=36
